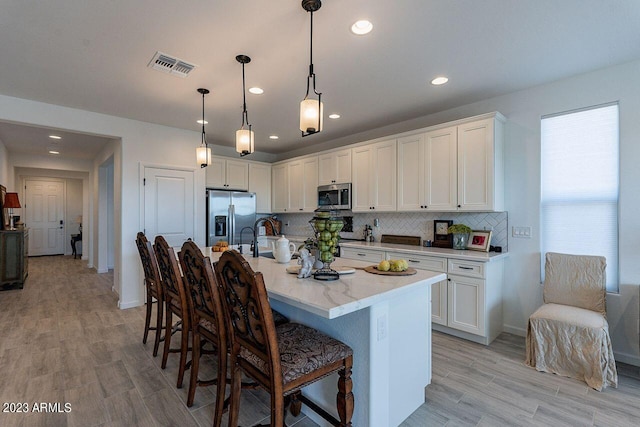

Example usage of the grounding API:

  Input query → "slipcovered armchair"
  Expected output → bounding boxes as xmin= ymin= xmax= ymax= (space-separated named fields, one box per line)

xmin=526 ymin=252 xmax=617 ymax=390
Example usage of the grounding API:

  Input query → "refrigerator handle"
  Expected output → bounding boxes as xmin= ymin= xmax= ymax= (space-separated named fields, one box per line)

xmin=229 ymin=204 xmax=235 ymax=246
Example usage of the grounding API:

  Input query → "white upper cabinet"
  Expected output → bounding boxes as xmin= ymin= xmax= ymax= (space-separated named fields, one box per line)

xmin=397 ymin=127 xmax=458 ymax=211
xmin=206 ymin=157 xmax=249 ymax=191
xmin=318 ymin=149 xmax=352 ymax=185
xmin=397 ymin=114 xmax=504 ymax=212
xmin=457 ymin=116 xmax=504 ymax=211
xmin=271 ymin=163 xmax=288 ymax=213
xmin=248 ymin=162 xmax=271 ymax=213
xmin=271 ymin=156 xmax=318 ymax=213
xmin=352 ymin=139 xmax=397 ymax=212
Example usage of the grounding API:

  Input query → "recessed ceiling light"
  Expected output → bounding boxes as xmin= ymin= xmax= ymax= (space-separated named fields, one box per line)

xmin=249 ymin=87 xmax=264 ymax=95
xmin=329 ymin=113 xmax=341 ymax=119
xmin=197 ymin=119 xmax=208 ymax=124
xmin=351 ymin=20 xmax=373 ymax=35
xmin=49 ymin=135 xmax=62 ymax=139
xmin=49 ymin=150 xmax=60 ymax=155
xmin=431 ymin=76 xmax=449 ymax=85
xmin=269 ymin=135 xmax=279 ymax=140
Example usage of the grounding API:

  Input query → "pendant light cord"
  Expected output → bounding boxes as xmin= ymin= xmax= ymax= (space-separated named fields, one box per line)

xmin=241 ymin=62 xmax=249 ymax=128
xmin=201 ymin=91 xmax=206 ymax=145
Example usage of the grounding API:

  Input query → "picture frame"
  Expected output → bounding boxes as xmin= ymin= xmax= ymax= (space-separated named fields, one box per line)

xmin=0 ymin=184 xmax=6 ymax=230
xmin=467 ymin=230 xmax=492 ymax=252
xmin=432 ymin=219 xmax=453 ymax=248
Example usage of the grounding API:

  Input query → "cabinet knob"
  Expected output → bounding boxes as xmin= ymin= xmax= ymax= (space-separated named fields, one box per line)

xmin=457 ymin=204 xmax=461 ymax=208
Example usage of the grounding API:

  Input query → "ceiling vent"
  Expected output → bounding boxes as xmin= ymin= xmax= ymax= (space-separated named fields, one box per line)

xmin=148 ymin=51 xmax=196 ymax=78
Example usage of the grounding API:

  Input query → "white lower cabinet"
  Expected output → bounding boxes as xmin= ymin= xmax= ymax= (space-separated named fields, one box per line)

xmin=343 ymin=246 xmax=504 ymax=345
xmin=340 ymin=247 xmax=385 ymax=263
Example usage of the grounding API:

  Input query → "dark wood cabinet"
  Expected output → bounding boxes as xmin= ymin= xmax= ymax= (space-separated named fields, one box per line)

xmin=0 ymin=229 xmax=29 ymax=290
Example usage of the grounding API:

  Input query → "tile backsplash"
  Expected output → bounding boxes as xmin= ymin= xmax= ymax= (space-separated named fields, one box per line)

xmin=277 ymin=211 xmax=508 ymax=251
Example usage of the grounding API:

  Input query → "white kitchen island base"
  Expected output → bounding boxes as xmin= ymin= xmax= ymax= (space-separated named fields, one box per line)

xmin=202 ymin=251 xmax=445 ymax=427
xmin=270 ymin=272 xmax=433 ymax=427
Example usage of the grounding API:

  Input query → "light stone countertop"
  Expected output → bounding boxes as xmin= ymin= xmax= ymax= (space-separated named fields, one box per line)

xmin=202 ymin=248 xmax=445 ymax=319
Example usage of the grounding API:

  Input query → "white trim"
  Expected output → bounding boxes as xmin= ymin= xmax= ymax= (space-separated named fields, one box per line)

xmin=118 ymin=299 xmax=141 ymax=309
xmin=503 ymin=324 xmax=527 ymax=337
xmin=613 ymin=351 xmax=640 ymax=367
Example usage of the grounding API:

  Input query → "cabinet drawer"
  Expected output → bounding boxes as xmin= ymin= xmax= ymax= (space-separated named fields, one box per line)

xmin=386 ymin=251 xmax=447 ymax=273
xmin=340 ymin=247 xmax=385 ymax=263
xmin=448 ymin=259 xmax=485 ymax=279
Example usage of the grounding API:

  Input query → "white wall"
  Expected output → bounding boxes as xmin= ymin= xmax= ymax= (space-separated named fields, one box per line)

xmin=0 ymin=139 xmax=9 ymax=188
xmin=0 ymin=94 xmax=207 ymax=310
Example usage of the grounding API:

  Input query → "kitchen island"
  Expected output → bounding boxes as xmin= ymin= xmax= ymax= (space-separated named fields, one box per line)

xmin=203 ymin=249 xmax=446 ymax=427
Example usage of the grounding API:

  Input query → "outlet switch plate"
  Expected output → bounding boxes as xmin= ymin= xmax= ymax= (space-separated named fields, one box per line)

xmin=512 ymin=226 xmax=532 ymax=238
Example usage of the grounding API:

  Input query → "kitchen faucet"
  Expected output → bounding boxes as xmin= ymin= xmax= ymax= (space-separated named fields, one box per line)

xmin=238 ymin=226 xmax=254 ymax=254
xmin=252 ymin=217 xmax=278 ymax=257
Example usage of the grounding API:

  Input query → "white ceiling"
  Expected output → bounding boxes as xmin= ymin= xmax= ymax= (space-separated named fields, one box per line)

xmin=1 ymin=0 xmax=640 ymax=160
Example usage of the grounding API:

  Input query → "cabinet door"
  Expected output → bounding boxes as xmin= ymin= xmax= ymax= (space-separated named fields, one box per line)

xmin=425 ymin=126 xmax=458 ymax=211
xmin=302 ymin=157 xmax=318 ymax=212
xmin=372 ymin=139 xmax=397 ymax=211
xmin=334 ymin=149 xmax=352 ymax=184
xmin=271 ymin=163 xmax=289 ymax=213
xmin=431 ymin=280 xmax=448 ymax=326
xmin=397 ymin=134 xmax=424 ymax=211
xmin=457 ymin=118 xmax=494 ymax=211
xmin=318 ymin=153 xmax=335 ymax=186
xmin=447 ymin=275 xmax=485 ymax=336
xmin=225 ymin=159 xmax=249 ymax=191
xmin=351 ymin=145 xmax=373 ymax=212
xmin=249 ymin=163 xmax=271 ymax=213
xmin=206 ymin=157 xmax=227 ymax=188
xmin=288 ymin=160 xmax=303 ymax=211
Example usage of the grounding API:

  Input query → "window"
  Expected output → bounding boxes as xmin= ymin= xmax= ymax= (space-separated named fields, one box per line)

xmin=541 ymin=103 xmax=619 ymax=292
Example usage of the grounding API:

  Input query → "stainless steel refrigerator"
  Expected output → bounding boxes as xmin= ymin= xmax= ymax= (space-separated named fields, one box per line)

xmin=206 ymin=190 xmax=257 ymax=247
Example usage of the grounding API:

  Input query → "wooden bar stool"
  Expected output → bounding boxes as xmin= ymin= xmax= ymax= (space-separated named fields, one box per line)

xmin=153 ymin=235 xmax=192 ymax=389
xmin=135 ymin=232 xmax=164 ymax=357
xmin=214 ymin=250 xmax=354 ymax=426
xmin=178 ymin=240 xmax=229 ymax=420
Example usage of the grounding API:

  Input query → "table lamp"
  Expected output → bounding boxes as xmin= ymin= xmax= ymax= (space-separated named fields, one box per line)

xmin=4 ymin=192 xmax=21 ymax=230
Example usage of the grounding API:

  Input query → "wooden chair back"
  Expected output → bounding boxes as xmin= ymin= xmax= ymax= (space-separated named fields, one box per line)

xmin=178 ymin=241 xmax=226 ymax=343
xmin=214 ymin=250 xmax=282 ymax=392
xmin=154 ymin=235 xmax=190 ymax=317
xmin=135 ymin=232 xmax=162 ymax=299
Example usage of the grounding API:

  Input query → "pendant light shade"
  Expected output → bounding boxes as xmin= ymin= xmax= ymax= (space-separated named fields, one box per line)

xmin=197 ymin=88 xmax=211 ymax=168
xmin=236 ymin=55 xmax=254 ymax=156
xmin=300 ymin=0 xmax=323 ymax=137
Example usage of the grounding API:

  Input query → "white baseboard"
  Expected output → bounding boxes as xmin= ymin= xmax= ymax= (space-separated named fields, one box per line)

xmin=97 ymin=268 xmax=109 ymax=273
xmin=614 ymin=351 xmax=640 ymax=367
xmin=503 ymin=324 xmax=527 ymax=337
xmin=118 ymin=299 xmax=141 ymax=309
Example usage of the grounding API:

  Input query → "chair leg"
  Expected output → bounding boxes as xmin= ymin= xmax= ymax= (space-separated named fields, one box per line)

xmin=187 ymin=329 xmax=200 ymax=407
xmin=271 ymin=389 xmax=285 ymax=427
xmin=337 ymin=356 xmax=354 ymax=427
xmin=161 ymin=308 xmax=173 ymax=369
xmin=143 ymin=292 xmax=152 ymax=345
xmin=213 ymin=343 xmax=227 ymax=427
xmin=289 ymin=392 xmax=302 ymax=417
xmin=228 ymin=357 xmax=242 ymax=427
xmin=153 ymin=297 xmax=164 ymax=357
xmin=176 ymin=317 xmax=189 ymax=388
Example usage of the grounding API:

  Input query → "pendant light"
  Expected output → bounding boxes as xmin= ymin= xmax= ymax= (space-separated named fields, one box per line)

xmin=235 ymin=55 xmax=254 ymax=156
xmin=300 ymin=0 xmax=323 ymax=137
xmin=196 ymin=88 xmax=212 ymax=168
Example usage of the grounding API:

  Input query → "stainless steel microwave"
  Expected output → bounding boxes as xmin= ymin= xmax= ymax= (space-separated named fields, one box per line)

xmin=317 ymin=183 xmax=351 ymax=211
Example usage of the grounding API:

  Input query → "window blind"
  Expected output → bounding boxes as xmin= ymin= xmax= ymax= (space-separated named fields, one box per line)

xmin=541 ymin=104 xmax=619 ymax=291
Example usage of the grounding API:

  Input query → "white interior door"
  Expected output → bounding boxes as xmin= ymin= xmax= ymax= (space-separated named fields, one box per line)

xmin=25 ymin=180 xmax=65 ymax=256
xmin=144 ymin=167 xmax=195 ymax=247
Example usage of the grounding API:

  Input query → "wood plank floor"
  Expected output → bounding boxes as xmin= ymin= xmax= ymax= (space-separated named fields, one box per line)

xmin=1 ymin=255 xmax=639 ymax=426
